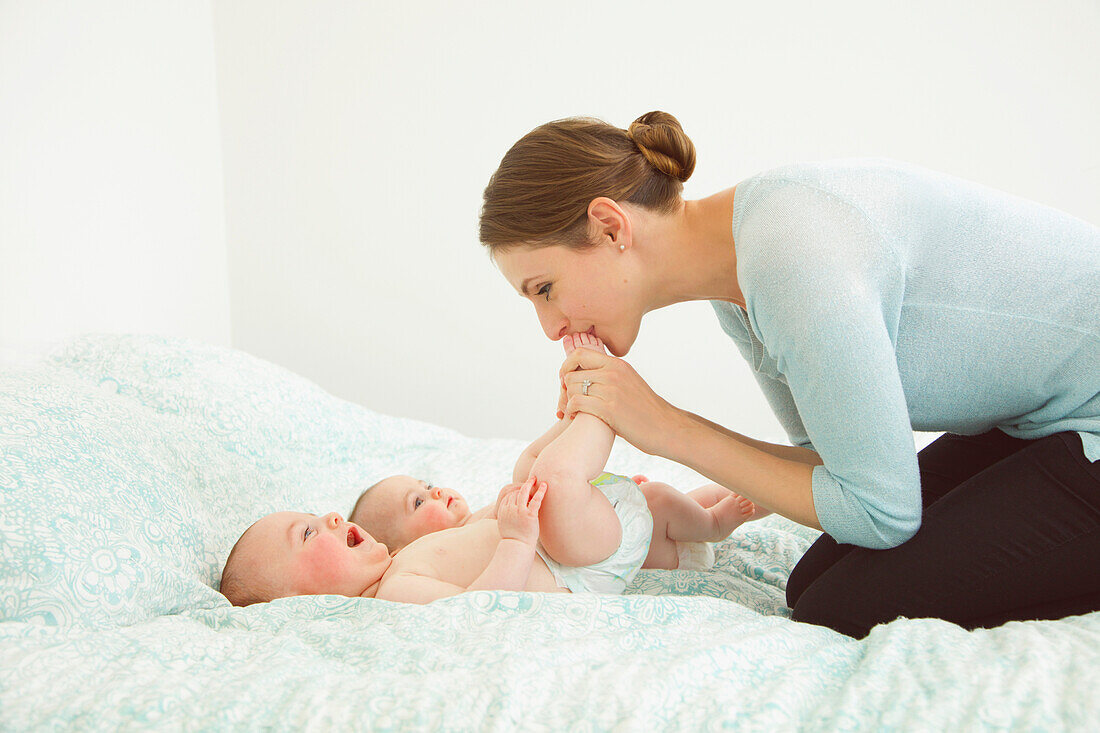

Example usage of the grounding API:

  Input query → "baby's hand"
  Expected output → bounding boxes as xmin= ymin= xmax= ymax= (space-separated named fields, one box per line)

xmin=489 ymin=482 xmax=520 ymax=519
xmin=496 ymin=476 xmax=547 ymax=546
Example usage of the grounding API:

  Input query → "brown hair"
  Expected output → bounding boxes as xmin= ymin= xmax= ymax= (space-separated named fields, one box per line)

xmin=219 ymin=522 xmax=277 ymax=606
xmin=479 ymin=111 xmax=696 ymax=253
xmin=349 ymin=479 xmax=406 ymax=551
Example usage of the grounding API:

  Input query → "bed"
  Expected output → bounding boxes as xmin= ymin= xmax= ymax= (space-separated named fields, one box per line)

xmin=1 ymin=334 xmax=1097 ymax=730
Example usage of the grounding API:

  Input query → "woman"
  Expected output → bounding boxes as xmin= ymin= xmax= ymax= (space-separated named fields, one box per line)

xmin=478 ymin=111 xmax=1100 ymax=638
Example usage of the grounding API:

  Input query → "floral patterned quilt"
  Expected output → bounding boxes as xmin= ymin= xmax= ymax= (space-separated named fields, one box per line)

xmin=1 ymin=335 xmax=1097 ymax=730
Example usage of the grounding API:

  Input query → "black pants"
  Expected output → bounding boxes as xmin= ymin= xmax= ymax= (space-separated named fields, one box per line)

xmin=786 ymin=429 xmax=1100 ymax=638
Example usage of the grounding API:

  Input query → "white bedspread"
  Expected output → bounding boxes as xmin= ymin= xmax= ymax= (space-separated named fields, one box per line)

xmin=1 ymin=335 xmax=1097 ymax=730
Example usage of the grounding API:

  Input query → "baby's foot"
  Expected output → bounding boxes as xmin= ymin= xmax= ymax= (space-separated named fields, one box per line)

xmin=563 ymin=331 xmax=608 ymax=355
xmin=708 ymin=487 xmax=770 ymax=539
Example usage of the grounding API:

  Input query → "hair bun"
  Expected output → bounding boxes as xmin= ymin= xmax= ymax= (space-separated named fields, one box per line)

xmin=627 ymin=111 xmax=696 ymax=183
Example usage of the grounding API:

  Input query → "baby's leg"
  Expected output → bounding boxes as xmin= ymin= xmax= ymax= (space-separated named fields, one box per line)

xmin=689 ymin=483 xmax=772 ymax=519
xmin=529 ymin=333 xmax=621 ymax=568
xmin=512 ymin=416 xmax=571 ymax=484
xmin=640 ymin=482 xmax=757 ymax=569
xmin=685 ymin=483 xmax=730 ymax=509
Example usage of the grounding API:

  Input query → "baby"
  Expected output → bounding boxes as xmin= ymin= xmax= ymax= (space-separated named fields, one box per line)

xmin=350 ymin=336 xmax=763 ymax=574
xmin=220 ymin=333 xmax=764 ymax=606
xmin=349 ymin=474 xmax=749 ymax=575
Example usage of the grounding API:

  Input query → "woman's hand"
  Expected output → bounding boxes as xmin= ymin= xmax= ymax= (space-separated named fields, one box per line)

xmin=556 ymin=348 xmax=686 ymax=457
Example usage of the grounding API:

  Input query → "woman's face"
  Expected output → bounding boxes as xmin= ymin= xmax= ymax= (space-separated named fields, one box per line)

xmin=495 ymin=241 xmax=643 ymax=356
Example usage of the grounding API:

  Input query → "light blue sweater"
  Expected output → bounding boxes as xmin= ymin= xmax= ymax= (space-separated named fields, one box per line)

xmin=712 ymin=159 xmax=1100 ymax=549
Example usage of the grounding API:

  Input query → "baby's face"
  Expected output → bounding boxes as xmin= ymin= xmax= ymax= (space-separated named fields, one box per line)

xmin=351 ymin=475 xmax=471 ymax=551
xmin=235 ymin=511 xmax=391 ymax=599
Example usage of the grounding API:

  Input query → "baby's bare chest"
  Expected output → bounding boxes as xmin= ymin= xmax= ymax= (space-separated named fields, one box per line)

xmin=388 ymin=520 xmax=565 ymax=593
xmin=390 ymin=520 xmax=503 ymax=582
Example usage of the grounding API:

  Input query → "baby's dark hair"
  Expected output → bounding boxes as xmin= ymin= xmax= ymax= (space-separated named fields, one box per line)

xmin=349 ymin=479 xmax=383 ymax=527
xmin=349 ymin=478 xmax=404 ymax=550
xmin=219 ymin=521 xmax=278 ymax=606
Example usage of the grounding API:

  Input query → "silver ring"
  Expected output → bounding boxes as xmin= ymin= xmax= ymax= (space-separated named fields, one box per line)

xmin=581 ymin=379 xmax=592 ymax=396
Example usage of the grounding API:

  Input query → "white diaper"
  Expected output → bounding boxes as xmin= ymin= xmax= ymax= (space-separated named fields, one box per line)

xmin=535 ymin=472 xmax=653 ymax=595
xmin=675 ymin=541 xmax=716 ymax=570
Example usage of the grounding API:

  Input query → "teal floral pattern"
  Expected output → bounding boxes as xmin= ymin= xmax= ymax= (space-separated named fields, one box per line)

xmin=1 ymin=335 xmax=1098 ymax=730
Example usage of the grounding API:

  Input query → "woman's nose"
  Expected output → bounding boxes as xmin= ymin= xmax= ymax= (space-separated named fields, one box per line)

xmin=537 ymin=307 xmax=569 ymax=341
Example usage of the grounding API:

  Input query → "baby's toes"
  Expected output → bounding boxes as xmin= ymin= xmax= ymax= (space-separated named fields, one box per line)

xmin=577 ymin=331 xmax=608 ymax=354
xmin=736 ymin=495 xmax=755 ymax=517
xmin=562 ymin=334 xmax=576 ymax=354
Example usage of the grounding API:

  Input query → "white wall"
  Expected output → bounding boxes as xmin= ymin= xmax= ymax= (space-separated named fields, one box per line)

xmin=0 ymin=1 xmax=231 ymax=361
xmin=5 ymin=2 xmax=1095 ymax=448
xmin=211 ymin=0 xmax=1100 ymax=442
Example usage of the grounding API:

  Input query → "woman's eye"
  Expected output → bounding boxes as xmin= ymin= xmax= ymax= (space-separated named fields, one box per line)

xmin=537 ymin=284 xmax=551 ymax=301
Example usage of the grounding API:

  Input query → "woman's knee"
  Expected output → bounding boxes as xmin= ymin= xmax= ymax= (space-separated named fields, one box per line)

xmin=789 ymin=582 xmax=873 ymax=639
xmin=786 ymin=533 xmax=853 ymax=609
xmin=786 ymin=538 xmax=883 ymax=638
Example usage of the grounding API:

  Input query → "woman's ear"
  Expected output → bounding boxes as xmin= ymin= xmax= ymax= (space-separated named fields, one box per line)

xmin=587 ymin=197 xmax=632 ymax=251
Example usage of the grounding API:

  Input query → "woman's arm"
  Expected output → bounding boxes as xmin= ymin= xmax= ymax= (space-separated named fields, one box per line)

xmin=557 ymin=349 xmax=821 ymax=529
xmin=664 ymin=407 xmax=820 ymax=526
xmin=681 ymin=409 xmax=823 ymax=467
xmin=556 ymin=365 xmax=821 ymax=467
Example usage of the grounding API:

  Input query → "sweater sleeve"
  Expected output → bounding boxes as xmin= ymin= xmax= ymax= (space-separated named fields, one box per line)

xmin=750 ymin=366 xmax=814 ymax=452
xmin=736 ymin=180 xmax=922 ymax=549
xmin=711 ymin=300 xmax=815 ymax=451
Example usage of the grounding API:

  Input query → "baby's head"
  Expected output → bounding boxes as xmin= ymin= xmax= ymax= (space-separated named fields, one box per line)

xmin=349 ymin=475 xmax=471 ymax=553
xmin=220 ymin=511 xmax=391 ymax=606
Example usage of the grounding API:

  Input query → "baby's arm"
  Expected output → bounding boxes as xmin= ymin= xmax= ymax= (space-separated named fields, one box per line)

xmin=512 ymin=417 xmax=572 ymax=484
xmin=375 ymin=574 xmax=472 ymax=604
xmin=378 ymin=538 xmax=534 ymax=604
xmin=377 ymin=480 xmax=546 ymax=604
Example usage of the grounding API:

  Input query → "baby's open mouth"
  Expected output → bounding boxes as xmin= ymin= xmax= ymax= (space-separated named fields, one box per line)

xmin=346 ymin=526 xmax=364 ymax=548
